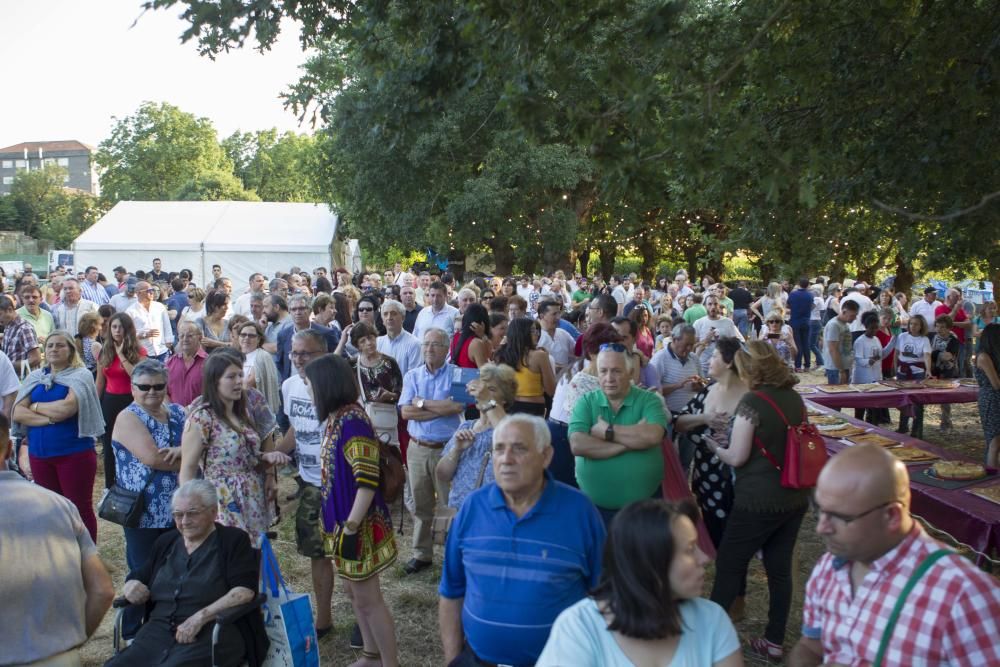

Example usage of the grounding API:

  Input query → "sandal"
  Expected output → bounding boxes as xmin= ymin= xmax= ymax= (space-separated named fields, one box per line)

xmin=748 ymin=637 xmax=783 ymax=663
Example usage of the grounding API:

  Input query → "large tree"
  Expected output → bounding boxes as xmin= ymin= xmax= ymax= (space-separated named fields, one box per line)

xmin=95 ymin=101 xmax=235 ymax=203
xmin=222 ymin=129 xmax=322 ymax=201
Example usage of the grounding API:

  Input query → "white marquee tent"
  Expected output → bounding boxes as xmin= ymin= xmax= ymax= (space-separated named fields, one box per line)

xmin=73 ymin=201 xmax=355 ymax=286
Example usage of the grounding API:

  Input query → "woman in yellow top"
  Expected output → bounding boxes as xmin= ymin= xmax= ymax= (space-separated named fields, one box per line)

xmin=493 ymin=317 xmax=556 ymax=416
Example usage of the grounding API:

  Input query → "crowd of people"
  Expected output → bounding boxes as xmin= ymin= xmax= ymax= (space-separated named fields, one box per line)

xmin=1 ymin=258 xmax=999 ymax=666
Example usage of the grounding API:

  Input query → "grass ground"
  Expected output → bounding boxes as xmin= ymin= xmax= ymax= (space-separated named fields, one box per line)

xmin=80 ymin=378 xmax=992 ymax=666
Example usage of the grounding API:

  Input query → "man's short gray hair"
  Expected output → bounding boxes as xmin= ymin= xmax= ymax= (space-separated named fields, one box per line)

xmin=293 ymin=328 xmax=329 ymax=351
xmin=672 ymin=324 xmax=696 ymax=339
xmin=423 ymin=327 xmax=449 ymax=344
xmin=173 ymin=479 xmax=218 ymax=510
xmin=381 ymin=299 xmax=405 ymax=316
xmin=288 ymin=293 xmax=312 ymax=309
xmin=249 ymin=291 xmax=265 ymax=304
xmin=493 ymin=413 xmax=551 ymax=452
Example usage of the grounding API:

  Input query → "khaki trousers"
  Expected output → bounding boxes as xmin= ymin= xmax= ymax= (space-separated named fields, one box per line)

xmin=407 ymin=441 xmax=451 ymax=561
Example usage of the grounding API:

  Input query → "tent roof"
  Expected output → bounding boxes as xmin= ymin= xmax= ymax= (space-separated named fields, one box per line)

xmin=74 ymin=201 xmax=338 ymax=252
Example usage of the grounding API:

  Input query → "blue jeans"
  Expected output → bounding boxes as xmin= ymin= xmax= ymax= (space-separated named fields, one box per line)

xmin=733 ymin=309 xmax=749 ymax=338
xmin=808 ymin=320 xmax=823 ymax=367
xmin=121 ymin=526 xmax=173 ymax=637
xmin=792 ymin=322 xmax=811 ymax=369
xmin=825 ymin=369 xmax=849 ymax=384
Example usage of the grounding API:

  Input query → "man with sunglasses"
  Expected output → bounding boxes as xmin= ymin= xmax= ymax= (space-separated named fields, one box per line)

xmin=275 ymin=294 xmax=340 ymax=382
xmin=790 ymin=445 xmax=1000 ymax=667
xmin=127 ymin=280 xmax=174 ymax=361
xmin=568 ymin=343 xmax=668 ymax=526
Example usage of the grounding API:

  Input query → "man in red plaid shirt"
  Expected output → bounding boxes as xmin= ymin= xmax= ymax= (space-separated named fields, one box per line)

xmin=790 ymin=445 xmax=1000 ymax=666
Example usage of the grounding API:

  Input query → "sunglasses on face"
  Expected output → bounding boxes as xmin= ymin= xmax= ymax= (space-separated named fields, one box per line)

xmin=134 ymin=383 xmax=166 ymax=392
xmin=358 ymin=306 xmax=374 ymax=312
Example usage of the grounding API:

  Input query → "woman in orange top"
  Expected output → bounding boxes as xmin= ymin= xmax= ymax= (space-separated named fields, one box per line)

xmin=493 ymin=317 xmax=555 ymax=417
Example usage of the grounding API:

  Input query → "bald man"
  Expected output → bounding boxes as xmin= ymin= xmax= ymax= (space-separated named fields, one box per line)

xmin=126 ymin=281 xmax=174 ymax=361
xmin=789 ymin=445 xmax=1000 ymax=667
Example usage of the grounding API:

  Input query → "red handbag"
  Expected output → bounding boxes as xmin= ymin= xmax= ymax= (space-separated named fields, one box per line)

xmin=752 ymin=390 xmax=828 ymax=489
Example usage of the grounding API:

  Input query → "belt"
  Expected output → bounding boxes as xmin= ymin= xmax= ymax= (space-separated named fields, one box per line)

xmin=413 ymin=438 xmax=446 ymax=449
xmin=548 ymin=417 xmax=568 ymax=427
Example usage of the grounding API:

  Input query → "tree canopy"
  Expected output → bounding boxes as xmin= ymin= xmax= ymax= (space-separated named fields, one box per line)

xmin=144 ymin=0 xmax=1000 ymax=285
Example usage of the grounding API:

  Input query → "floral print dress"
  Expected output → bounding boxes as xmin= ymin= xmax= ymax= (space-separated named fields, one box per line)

xmin=187 ymin=405 xmax=270 ymax=540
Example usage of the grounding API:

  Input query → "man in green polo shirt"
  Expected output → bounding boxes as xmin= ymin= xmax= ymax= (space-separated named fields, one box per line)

xmin=568 ymin=344 xmax=668 ymax=524
xmin=16 ymin=284 xmax=54 ymax=346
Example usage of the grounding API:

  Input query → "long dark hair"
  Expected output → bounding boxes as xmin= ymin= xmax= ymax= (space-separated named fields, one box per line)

xmin=98 ymin=312 xmax=142 ymax=368
xmin=354 ymin=294 xmax=385 ymax=335
xmin=305 ymin=353 xmax=359 ymax=423
xmin=493 ymin=317 xmax=537 ymax=371
xmin=332 ymin=292 xmax=352 ymax=330
xmin=314 ymin=275 xmax=334 ymax=294
xmin=591 ymin=499 xmax=700 ymax=639
xmin=452 ymin=304 xmax=491 ymax=359
xmin=979 ymin=323 xmax=1000 ymax=371
xmin=199 ymin=350 xmax=251 ymax=432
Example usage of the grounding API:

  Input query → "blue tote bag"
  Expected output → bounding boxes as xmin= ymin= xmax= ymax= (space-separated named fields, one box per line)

xmin=259 ymin=534 xmax=321 ymax=667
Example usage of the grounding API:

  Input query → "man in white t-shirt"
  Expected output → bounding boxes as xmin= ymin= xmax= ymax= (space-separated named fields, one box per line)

xmin=693 ymin=294 xmax=745 ymax=375
xmin=909 ymin=286 xmax=942 ymax=326
xmin=536 ymin=299 xmax=576 ymax=372
xmin=276 ymin=329 xmax=337 ymax=634
xmin=609 ymin=275 xmax=628 ymax=316
xmin=840 ymin=285 xmax=876 ymax=333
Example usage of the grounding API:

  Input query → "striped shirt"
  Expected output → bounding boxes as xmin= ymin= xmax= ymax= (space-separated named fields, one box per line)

xmin=650 ymin=343 xmax=700 ymax=413
xmin=79 ymin=280 xmax=110 ymax=305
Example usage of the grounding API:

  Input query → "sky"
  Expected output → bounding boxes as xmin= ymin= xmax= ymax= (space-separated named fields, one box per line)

xmin=0 ymin=0 xmax=315 ymax=150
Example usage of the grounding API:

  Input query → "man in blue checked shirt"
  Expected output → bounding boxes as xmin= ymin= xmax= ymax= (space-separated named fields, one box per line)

xmin=439 ymin=414 xmax=605 ymax=667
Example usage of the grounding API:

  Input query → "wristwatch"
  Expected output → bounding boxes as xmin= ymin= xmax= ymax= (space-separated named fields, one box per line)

xmin=605 ymin=424 xmax=615 ymax=442
xmin=415 ymin=398 xmax=426 ymax=410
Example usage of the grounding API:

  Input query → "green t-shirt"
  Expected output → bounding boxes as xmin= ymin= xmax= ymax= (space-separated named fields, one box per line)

xmin=719 ymin=297 xmax=735 ymax=317
xmin=568 ymin=385 xmax=669 ymax=509
xmin=571 ymin=289 xmax=591 ymax=305
xmin=683 ymin=304 xmax=707 ymax=325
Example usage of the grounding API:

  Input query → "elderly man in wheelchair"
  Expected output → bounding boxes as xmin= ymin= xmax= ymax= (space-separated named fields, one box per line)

xmin=106 ymin=480 xmax=269 ymax=667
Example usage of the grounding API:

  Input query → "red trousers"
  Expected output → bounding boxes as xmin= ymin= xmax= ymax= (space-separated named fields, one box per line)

xmin=30 ymin=448 xmax=98 ymax=542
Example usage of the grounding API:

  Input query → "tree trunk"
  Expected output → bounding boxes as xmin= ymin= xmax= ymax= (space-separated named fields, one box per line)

xmin=577 ymin=247 xmax=591 ymax=277
xmin=703 ymin=256 xmax=726 ymax=283
xmin=637 ymin=235 xmax=659 ymax=283
xmin=491 ymin=240 xmax=516 ymax=277
xmin=684 ymin=248 xmax=699 ymax=282
xmin=598 ymin=244 xmax=616 ymax=280
xmin=893 ymin=251 xmax=914 ymax=297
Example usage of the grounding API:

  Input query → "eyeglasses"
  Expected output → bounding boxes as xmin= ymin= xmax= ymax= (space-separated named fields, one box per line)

xmin=358 ymin=307 xmax=374 ymax=312
xmin=599 ymin=343 xmax=628 ymax=353
xmin=767 ymin=320 xmax=782 ymax=324
xmin=290 ymin=350 xmax=322 ymax=358
xmin=133 ymin=382 xmax=166 ymax=392
xmin=171 ymin=507 xmax=207 ymax=520
xmin=238 ymin=332 xmax=259 ymax=338
xmin=421 ymin=342 xmax=447 ymax=348
xmin=809 ymin=496 xmax=898 ymax=526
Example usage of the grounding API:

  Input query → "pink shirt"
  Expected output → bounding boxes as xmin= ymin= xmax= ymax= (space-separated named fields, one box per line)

xmin=166 ymin=349 xmax=207 ymax=407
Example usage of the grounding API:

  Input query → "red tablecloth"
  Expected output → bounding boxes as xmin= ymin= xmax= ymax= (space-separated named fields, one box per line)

xmin=803 ymin=385 xmax=978 ymax=411
xmin=807 ymin=400 xmax=1000 ymax=563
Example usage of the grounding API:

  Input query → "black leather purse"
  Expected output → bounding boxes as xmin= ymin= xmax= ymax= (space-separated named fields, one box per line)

xmin=98 ymin=472 xmax=152 ymax=528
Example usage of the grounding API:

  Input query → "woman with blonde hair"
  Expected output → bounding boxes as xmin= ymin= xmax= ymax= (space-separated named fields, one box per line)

xmin=750 ymin=281 xmax=786 ymax=323
xmin=180 ymin=287 xmax=206 ymax=324
xmin=76 ymin=311 xmax=103 ymax=375
xmin=13 ymin=330 xmax=104 ymax=541
xmin=704 ymin=340 xmax=809 ymax=662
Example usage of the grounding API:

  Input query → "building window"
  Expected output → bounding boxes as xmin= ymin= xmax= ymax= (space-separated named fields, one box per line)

xmin=58 ymin=157 xmax=70 ymax=167
xmin=14 ymin=160 xmax=26 ymax=169
xmin=44 ymin=158 xmax=55 ymax=166
xmin=2 ymin=177 xmax=13 ymax=185
xmin=1 ymin=160 xmax=11 ymax=169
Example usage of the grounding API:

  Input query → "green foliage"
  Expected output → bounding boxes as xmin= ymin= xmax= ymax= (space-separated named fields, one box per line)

xmin=96 ymin=101 xmax=235 ymax=203
xmin=153 ymin=0 xmax=999 ymax=283
xmin=5 ymin=166 xmax=105 ymax=246
xmin=172 ymin=169 xmax=261 ymax=201
xmin=222 ymin=129 xmax=321 ymax=201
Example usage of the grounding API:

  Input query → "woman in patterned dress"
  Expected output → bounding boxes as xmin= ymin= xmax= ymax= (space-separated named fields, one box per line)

xmin=179 ymin=352 xmax=288 ymax=542
xmin=307 ymin=352 xmax=399 ymax=667
xmin=110 ymin=358 xmax=185 ymax=639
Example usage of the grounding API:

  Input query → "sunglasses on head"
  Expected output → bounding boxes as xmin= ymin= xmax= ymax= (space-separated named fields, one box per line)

xmin=599 ymin=343 xmax=628 ymax=353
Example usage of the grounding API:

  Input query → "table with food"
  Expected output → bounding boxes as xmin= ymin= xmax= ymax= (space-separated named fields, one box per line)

xmin=806 ymin=400 xmax=1000 ymax=564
